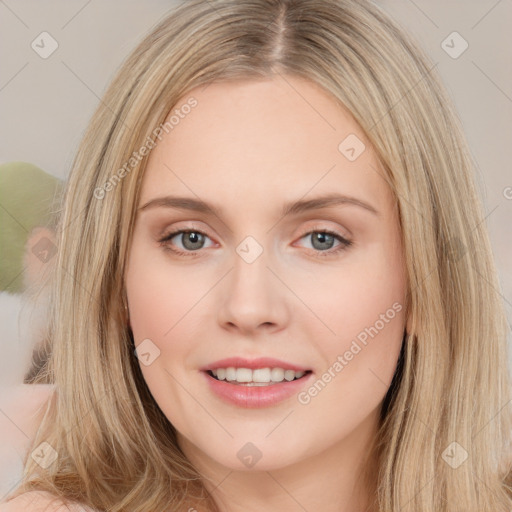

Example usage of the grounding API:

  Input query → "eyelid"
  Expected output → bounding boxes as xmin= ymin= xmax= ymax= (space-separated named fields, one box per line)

xmin=158 ymin=226 xmax=216 ymax=253
xmin=158 ymin=222 xmax=353 ymax=256
xmin=295 ymin=222 xmax=350 ymax=240
xmin=158 ymin=220 xmax=215 ymax=243
xmin=293 ymin=225 xmax=352 ymax=255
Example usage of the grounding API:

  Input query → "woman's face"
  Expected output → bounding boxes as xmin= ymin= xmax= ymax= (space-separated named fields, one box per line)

xmin=125 ymin=75 xmax=408 ymax=473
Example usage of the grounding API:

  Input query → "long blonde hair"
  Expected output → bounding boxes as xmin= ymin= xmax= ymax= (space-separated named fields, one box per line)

xmin=7 ymin=0 xmax=512 ymax=510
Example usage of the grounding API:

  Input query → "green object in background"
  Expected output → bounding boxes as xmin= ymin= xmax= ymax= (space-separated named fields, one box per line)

xmin=0 ymin=161 xmax=63 ymax=294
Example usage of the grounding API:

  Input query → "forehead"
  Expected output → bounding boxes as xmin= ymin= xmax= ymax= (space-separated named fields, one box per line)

xmin=139 ymin=75 xmax=393 ymax=215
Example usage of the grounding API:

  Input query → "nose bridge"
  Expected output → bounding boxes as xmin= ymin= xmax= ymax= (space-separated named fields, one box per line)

xmin=231 ymin=234 xmax=273 ymax=301
xmin=216 ymin=232 xmax=288 ymax=331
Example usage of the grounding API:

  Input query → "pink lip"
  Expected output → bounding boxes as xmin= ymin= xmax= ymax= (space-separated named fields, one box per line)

xmin=200 ymin=357 xmax=310 ymax=372
xmin=201 ymin=370 xmax=314 ymax=409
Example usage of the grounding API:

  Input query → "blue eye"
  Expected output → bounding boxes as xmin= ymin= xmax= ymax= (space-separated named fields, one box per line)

xmin=159 ymin=229 xmax=213 ymax=255
xmin=158 ymin=228 xmax=352 ymax=257
xmin=296 ymin=230 xmax=352 ymax=256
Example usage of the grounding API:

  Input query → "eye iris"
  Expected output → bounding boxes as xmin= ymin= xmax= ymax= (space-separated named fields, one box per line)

xmin=311 ymin=232 xmax=335 ymax=251
xmin=172 ymin=231 xmax=340 ymax=252
xmin=182 ymin=232 xmax=204 ymax=250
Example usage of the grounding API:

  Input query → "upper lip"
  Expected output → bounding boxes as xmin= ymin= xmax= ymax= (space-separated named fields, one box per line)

xmin=200 ymin=357 xmax=311 ymax=372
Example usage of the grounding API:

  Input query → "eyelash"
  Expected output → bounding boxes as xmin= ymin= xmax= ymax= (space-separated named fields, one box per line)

xmin=158 ymin=227 xmax=353 ymax=258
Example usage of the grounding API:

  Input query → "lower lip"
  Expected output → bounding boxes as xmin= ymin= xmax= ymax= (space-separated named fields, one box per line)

xmin=201 ymin=371 xmax=313 ymax=408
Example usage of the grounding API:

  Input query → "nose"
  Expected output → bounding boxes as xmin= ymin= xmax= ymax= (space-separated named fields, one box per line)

xmin=216 ymin=244 xmax=291 ymax=335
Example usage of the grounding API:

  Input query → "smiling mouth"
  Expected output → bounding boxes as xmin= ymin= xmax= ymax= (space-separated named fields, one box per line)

xmin=206 ymin=368 xmax=313 ymax=386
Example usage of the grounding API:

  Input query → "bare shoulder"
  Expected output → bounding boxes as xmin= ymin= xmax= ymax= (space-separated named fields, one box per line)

xmin=0 ymin=491 xmax=97 ymax=512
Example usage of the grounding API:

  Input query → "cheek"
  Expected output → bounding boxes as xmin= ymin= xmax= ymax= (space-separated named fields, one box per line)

xmin=125 ymin=244 xmax=207 ymax=342
xmin=124 ymin=245 xmax=209 ymax=429
xmin=297 ymin=241 xmax=406 ymax=403
xmin=124 ymin=243 xmax=219 ymax=403
xmin=300 ymin=240 xmax=406 ymax=347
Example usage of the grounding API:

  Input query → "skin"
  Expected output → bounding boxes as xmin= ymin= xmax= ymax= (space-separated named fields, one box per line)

xmin=124 ymin=75 xmax=408 ymax=512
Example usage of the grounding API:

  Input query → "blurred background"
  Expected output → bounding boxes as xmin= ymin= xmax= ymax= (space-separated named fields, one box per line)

xmin=0 ymin=0 xmax=511 ymax=499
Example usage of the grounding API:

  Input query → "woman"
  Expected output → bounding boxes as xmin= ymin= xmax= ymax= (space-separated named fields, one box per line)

xmin=2 ymin=0 xmax=511 ymax=510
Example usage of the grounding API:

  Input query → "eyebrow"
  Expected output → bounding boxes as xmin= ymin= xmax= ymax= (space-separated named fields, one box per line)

xmin=137 ymin=193 xmax=379 ymax=217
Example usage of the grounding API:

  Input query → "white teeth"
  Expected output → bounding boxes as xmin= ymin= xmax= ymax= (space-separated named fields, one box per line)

xmin=252 ymin=368 xmax=271 ymax=383
xmin=226 ymin=367 xmax=237 ymax=381
xmin=210 ymin=367 xmax=307 ymax=384
xmin=284 ymin=369 xmax=296 ymax=381
xmin=236 ymin=368 xmax=252 ymax=382
xmin=271 ymin=367 xmax=284 ymax=382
